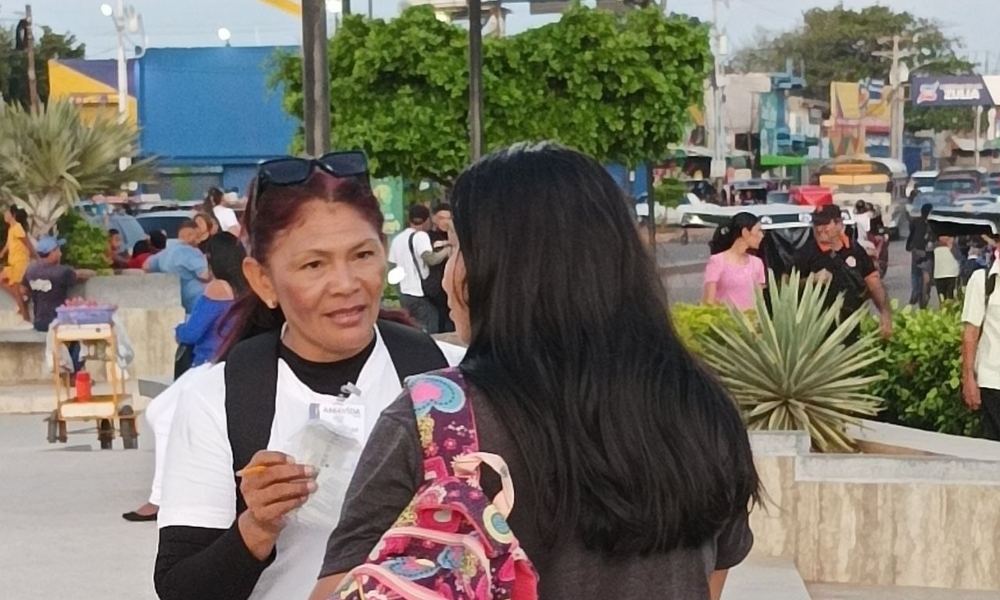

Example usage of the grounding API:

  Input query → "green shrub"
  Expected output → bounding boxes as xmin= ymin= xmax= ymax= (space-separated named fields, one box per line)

xmin=55 ymin=211 xmax=111 ymax=270
xmin=653 ymin=177 xmax=686 ymax=209
xmin=671 ymin=302 xmax=742 ymax=356
xmin=863 ymin=303 xmax=981 ymax=437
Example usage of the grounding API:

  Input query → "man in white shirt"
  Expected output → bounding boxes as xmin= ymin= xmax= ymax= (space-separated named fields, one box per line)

xmin=961 ymin=256 xmax=1000 ymax=440
xmin=388 ymin=205 xmax=439 ymax=333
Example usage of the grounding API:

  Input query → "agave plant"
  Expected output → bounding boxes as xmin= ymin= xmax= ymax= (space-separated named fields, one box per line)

xmin=0 ymin=101 xmax=154 ymax=236
xmin=698 ymin=270 xmax=884 ymax=453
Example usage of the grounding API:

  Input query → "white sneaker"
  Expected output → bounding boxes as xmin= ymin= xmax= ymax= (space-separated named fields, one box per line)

xmin=12 ymin=321 xmax=35 ymax=331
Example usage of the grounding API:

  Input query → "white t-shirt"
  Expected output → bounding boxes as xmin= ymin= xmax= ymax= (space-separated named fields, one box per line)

xmin=962 ymin=265 xmax=1000 ymax=390
xmin=388 ymin=228 xmax=432 ymax=297
xmin=158 ymin=327 xmax=465 ymax=600
xmin=934 ymin=246 xmax=960 ymax=279
xmin=213 ymin=205 xmax=240 ymax=232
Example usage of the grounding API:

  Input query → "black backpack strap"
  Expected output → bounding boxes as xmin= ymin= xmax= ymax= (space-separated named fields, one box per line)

xmin=224 ymin=329 xmax=282 ymax=514
xmin=379 ymin=319 xmax=449 ymax=383
xmin=407 ymin=231 xmax=426 ymax=283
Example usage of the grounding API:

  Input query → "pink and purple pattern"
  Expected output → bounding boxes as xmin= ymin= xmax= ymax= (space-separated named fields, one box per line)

xmin=331 ymin=368 xmax=538 ymax=600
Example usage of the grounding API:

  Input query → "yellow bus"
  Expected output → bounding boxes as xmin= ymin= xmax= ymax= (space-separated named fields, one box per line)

xmin=817 ymin=157 xmax=909 ymax=237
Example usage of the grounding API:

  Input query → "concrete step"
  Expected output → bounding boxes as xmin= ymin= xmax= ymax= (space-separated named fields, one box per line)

xmin=723 ymin=556 xmax=812 ymax=600
xmin=0 ymin=381 xmax=150 ymax=415
xmin=807 ymin=582 xmax=997 ymax=600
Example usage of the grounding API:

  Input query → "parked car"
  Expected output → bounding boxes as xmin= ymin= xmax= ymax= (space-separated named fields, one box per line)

xmin=906 ymin=170 xmax=938 ymax=198
xmin=908 ymin=191 xmax=954 ymax=218
xmin=954 ymin=194 xmax=1000 ymax=207
xmin=986 ymin=173 xmax=1000 ymax=195
xmin=135 ymin=210 xmax=195 ymax=239
xmin=934 ymin=175 xmax=980 ymax=197
xmin=635 ymin=193 xmax=704 ymax=226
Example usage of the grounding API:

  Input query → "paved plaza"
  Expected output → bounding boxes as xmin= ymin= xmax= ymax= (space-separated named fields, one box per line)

xmin=0 ymin=414 xmax=158 ymax=600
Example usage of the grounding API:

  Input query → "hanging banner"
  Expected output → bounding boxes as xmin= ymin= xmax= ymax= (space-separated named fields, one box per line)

xmin=911 ymin=75 xmax=1000 ymax=107
xmin=371 ymin=177 xmax=404 ymax=239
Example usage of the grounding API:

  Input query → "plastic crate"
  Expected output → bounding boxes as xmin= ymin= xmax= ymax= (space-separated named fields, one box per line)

xmin=56 ymin=305 xmax=117 ymax=325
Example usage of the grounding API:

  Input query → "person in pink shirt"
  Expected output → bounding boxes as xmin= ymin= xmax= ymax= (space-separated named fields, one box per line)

xmin=703 ymin=212 xmax=766 ymax=311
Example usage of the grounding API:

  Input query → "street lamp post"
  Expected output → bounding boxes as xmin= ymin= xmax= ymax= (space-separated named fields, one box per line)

xmin=101 ymin=1 xmax=145 ymax=127
xmin=101 ymin=1 xmax=145 ymax=178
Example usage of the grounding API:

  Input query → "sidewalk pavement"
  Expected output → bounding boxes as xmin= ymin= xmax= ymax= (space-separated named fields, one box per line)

xmin=0 ymin=413 xmax=158 ymax=600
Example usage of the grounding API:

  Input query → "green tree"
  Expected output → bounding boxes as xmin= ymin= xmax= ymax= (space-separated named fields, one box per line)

xmin=0 ymin=101 xmax=153 ymax=236
xmin=0 ymin=14 xmax=86 ymax=107
xmin=731 ymin=5 xmax=976 ymax=133
xmin=271 ymin=5 xmax=711 ymax=187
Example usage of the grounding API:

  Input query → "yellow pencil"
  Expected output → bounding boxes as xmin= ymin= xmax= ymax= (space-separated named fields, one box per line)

xmin=236 ymin=465 xmax=269 ymax=477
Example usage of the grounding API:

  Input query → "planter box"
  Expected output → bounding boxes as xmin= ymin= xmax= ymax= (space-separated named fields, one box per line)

xmin=750 ymin=429 xmax=1000 ymax=592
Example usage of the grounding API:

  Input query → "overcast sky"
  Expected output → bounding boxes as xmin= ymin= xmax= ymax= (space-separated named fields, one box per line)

xmin=3 ymin=0 xmax=997 ymax=70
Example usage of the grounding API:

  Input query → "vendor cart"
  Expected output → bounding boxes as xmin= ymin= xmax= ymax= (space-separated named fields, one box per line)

xmin=46 ymin=321 xmax=139 ymax=450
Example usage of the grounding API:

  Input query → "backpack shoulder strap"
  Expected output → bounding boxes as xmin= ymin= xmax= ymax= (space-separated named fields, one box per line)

xmin=407 ymin=230 xmax=426 ymax=282
xmin=379 ymin=319 xmax=449 ymax=383
xmin=224 ymin=329 xmax=281 ymax=514
xmin=405 ymin=368 xmax=479 ymax=481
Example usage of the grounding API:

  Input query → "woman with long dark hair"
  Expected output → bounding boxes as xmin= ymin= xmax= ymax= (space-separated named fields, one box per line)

xmin=703 ymin=211 xmax=765 ymax=310
xmin=153 ymin=153 xmax=464 ymax=600
xmin=313 ymin=144 xmax=759 ymax=600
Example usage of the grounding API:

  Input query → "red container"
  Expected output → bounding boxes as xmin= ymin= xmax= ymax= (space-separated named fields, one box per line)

xmin=75 ymin=372 xmax=92 ymax=402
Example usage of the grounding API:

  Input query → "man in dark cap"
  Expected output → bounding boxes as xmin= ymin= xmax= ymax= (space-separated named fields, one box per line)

xmin=793 ymin=204 xmax=892 ymax=342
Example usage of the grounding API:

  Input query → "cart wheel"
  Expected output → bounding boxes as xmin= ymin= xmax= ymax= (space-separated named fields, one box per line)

xmin=98 ymin=419 xmax=114 ymax=450
xmin=46 ymin=412 xmax=57 ymax=444
xmin=58 ymin=420 xmax=68 ymax=444
xmin=119 ymin=413 xmax=138 ymax=450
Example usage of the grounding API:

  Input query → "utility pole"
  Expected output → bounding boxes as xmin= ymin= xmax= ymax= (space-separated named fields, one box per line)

xmin=468 ymin=0 xmax=484 ymax=160
xmin=709 ymin=0 xmax=728 ymax=183
xmin=343 ymin=0 xmax=351 ymax=15
xmin=24 ymin=5 xmax=39 ymax=113
xmin=873 ymin=34 xmax=921 ymax=162
xmin=301 ymin=0 xmax=331 ymax=156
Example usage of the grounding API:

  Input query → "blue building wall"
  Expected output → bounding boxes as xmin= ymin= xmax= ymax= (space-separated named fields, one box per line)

xmin=137 ymin=46 xmax=299 ymax=199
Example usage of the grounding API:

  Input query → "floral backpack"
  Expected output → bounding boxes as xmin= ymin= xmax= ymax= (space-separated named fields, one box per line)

xmin=331 ymin=368 xmax=539 ymax=600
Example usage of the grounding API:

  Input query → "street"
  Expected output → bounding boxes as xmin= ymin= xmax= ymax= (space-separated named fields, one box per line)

xmin=658 ymin=235 xmax=920 ymax=308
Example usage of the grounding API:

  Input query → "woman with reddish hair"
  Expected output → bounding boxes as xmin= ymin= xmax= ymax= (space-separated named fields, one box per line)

xmin=153 ymin=152 xmax=464 ymax=600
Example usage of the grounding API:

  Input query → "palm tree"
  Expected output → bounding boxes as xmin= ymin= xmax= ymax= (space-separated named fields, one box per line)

xmin=0 ymin=101 xmax=154 ymax=236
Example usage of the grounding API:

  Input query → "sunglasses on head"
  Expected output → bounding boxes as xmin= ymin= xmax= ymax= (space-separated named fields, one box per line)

xmin=254 ymin=151 xmax=369 ymax=199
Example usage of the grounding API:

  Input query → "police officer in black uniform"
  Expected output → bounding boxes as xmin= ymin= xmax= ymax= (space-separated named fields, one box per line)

xmin=794 ymin=204 xmax=893 ymax=344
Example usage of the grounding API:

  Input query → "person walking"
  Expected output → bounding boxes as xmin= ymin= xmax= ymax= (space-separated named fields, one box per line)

xmin=311 ymin=144 xmax=759 ymax=600
xmin=703 ymin=212 xmax=766 ymax=311
xmin=933 ymin=234 xmax=962 ymax=302
xmin=794 ymin=205 xmax=892 ymax=343
xmin=153 ymin=152 xmax=464 ymax=600
xmin=428 ymin=203 xmax=455 ymax=333
xmin=907 ymin=203 xmax=934 ymax=309
xmin=388 ymin=205 xmax=439 ymax=332
xmin=961 ymin=251 xmax=1000 ymax=440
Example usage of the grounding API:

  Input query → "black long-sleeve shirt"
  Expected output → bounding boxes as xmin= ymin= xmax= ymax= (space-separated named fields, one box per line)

xmin=154 ymin=524 xmax=275 ymax=600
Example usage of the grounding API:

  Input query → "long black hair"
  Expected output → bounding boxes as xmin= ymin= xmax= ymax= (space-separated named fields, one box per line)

xmin=709 ymin=211 xmax=759 ymax=255
xmin=452 ymin=143 xmax=759 ymax=555
xmin=203 ymin=232 xmax=248 ymax=295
